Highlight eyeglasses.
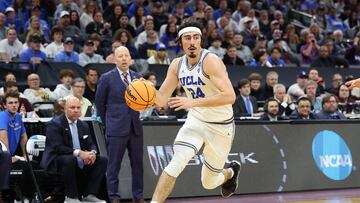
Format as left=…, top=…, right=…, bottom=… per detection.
left=74, top=85, right=85, bottom=88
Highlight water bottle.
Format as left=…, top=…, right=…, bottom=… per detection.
left=91, top=104, right=97, bottom=120
left=20, top=104, right=26, bottom=118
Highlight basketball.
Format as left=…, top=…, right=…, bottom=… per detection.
left=125, top=80, right=156, bottom=111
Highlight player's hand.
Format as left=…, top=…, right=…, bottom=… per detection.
left=345, top=78, right=360, bottom=89
left=168, top=96, right=193, bottom=111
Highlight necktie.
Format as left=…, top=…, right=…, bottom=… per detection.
left=122, top=72, right=130, bottom=86
left=245, top=97, right=253, bottom=115
left=70, top=122, right=84, bottom=169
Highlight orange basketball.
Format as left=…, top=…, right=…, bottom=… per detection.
left=125, top=80, right=156, bottom=111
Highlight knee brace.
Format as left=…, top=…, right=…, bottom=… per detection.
left=164, top=144, right=196, bottom=178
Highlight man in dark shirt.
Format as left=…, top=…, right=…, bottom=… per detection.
left=84, top=67, right=98, bottom=103
left=290, top=97, right=316, bottom=120
left=222, top=45, right=245, bottom=66
left=311, top=45, right=348, bottom=68
left=315, top=94, right=347, bottom=119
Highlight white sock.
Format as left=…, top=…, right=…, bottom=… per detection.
left=151, top=201, right=159, bottom=203
left=229, top=168, right=234, bottom=179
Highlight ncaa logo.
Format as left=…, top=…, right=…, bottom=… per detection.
left=312, top=130, right=352, bottom=181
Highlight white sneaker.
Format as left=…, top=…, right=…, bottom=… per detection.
left=64, top=196, right=82, bottom=203
left=14, top=198, right=29, bottom=203
left=81, top=195, right=106, bottom=203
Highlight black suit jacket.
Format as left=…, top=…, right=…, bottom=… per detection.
left=233, top=95, right=258, bottom=117
left=41, top=114, right=97, bottom=172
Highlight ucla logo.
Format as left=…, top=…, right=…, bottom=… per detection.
left=312, top=130, right=352, bottom=180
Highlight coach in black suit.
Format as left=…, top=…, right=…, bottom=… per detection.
left=41, top=96, right=107, bottom=203
left=233, top=79, right=258, bottom=117
left=95, top=46, right=144, bottom=203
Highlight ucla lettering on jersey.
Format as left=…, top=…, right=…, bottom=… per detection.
left=177, top=49, right=233, bottom=123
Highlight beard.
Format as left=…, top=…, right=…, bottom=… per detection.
left=188, top=52, right=197, bottom=58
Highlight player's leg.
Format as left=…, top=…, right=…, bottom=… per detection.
left=201, top=122, right=240, bottom=197
left=151, top=117, right=204, bottom=203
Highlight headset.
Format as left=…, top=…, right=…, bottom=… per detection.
left=263, top=97, right=278, bottom=113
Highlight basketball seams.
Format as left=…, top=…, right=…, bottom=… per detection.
left=125, top=92, right=148, bottom=106
left=130, top=82, right=148, bottom=103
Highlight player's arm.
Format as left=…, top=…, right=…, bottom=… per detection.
left=155, top=58, right=181, bottom=107
left=193, top=53, right=236, bottom=107
left=345, top=78, right=360, bottom=89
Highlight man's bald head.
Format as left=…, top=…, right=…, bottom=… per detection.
left=65, top=96, right=81, bottom=121
left=115, top=46, right=132, bottom=72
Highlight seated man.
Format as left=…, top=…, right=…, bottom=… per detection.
left=315, top=94, right=347, bottom=119
left=23, top=73, right=57, bottom=116
left=0, top=92, right=35, bottom=201
left=260, top=98, right=282, bottom=121
left=233, top=79, right=258, bottom=117
left=290, top=97, right=316, bottom=120
left=65, top=78, right=92, bottom=117
left=40, top=96, right=107, bottom=203
left=4, top=81, right=34, bottom=117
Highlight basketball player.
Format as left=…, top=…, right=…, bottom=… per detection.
left=150, top=18, right=241, bottom=203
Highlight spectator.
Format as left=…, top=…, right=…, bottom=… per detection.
left=0, top=26, right=22, bottom=61
left=160, top=22, right=181, bottom=57
left=273, top=84, right=295, bottom=116
left=0, top=92, right=35, bottom=201
left=80, top=0, right=96, bottom=30
left=127, top=0, right=150, bottom=19
left=309, top=23, right=323, bottom=42
left=69, top=10, right=80, bottom=29
left=249, top=49, right=271, bottom=67
left=267, top=29, right=292, bottom=56
left=129, top=5, right=146, bottom=30
left=3, top=81, right=34, bottom=115
left=304, top=80, right=322, bottom=113
left=112, top=13, right=136, bottom=38
left=213, top=0, right=227, bottom=21
left=40, top=96, right=107, bottom=203
left=18, top=34, right=47, bottom=71
left=253, top=35, right=267, bottom=54
left=204, top=5, right=214, bottom=22
left=267, top=47, right=285, bottom=67
left=53, top=69, right=74, bottom=100
left=106, top=41, right=121, bottom=63
left=345, top=37, right=360, bottom=65
left=260, top=98, right=282, bottom=121
left=113, top=29, right=138, bottom=59
left=216, top=8, right=240, bottom=33
left=232, top=33, right=253, bottom=63
left=221, top=27, right=235, bottom=49
left=57, top=11, right=83, bottom=48
left=138, top=30, right=158, bottom=59
left=239, top=16, right=253, bottom=42
left=314, top=5, right=327, bottom=30
left=315, top=94, right=347, bottom=119
left=300, top=33, right=319, bottom=64
left=104, top=0, right=122, bottom=22
left=244, top=25, right=260, bottom=50
left=287, top=71, right=308, bottom=101
left=231, top=0, right=251, bottom=25
left=159, top=14, right=178, bottom=38
left=89, top=33, right=110, bottom=60
left=326, top=6, right=348, bottom=32
left=79, top=40, right=105, bottom=67
left=135, top=16, right=155, bottom=49
left=54, top=0, right=82, bottom=21
left=4, top=7, right=22, bottom=34
left=45, top=26, right=64, bottom=59
left=84, top=67, right=98, bottom=103
left=333, top=30, right=350, bottom=55
left=64, top=78, right=92, bottom=117
left=54, top=36, right=80, bottom=64
left=24, top=5, right=50, bottom=39
left=147, top=43, right=171, bottom=65
left=260, top=71, right=279, bottom=100
left=208, top=37, right=226, bottom=59
left=337, top=84, right=356, bottom=114
left=23, top=73, right=56, bottom=114
left=222, top=45, right=245, bottom=66
left=258, top=10, right=271, bottom=37
left=86, top=11, right=112, bottom=36
left=290, top=96, right=316, bottom=120
left=283, top=24, right=299, bottom=53
left=327, top=73, right=343, bottom=95
left=248, top=73, right=262, bottom=101
left=0, top=72, right=15, bottom=96
left=233, top=79, right=258, bottom=117
left=22, top=15, right=49, bottom=44
left=308, top=68, right=325, bottom=95
left=0, top=13, right=6, bottom=40
left=311, top=45, right=349, bottom=68
left=12, top=0, right=29, bottom=35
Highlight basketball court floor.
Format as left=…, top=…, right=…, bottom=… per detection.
left=164, top=188, right=360, bottom=203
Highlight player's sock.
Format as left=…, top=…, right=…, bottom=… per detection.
left=150, top=201, right=158, bottom=203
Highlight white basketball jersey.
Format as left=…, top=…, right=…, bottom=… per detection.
left=177, top=49, right=233, bottom=123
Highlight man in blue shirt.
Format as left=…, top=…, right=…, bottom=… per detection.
left=19, top=34, right=47, bottom=71
left=0, top=92, right=35, bottom=201
left=315, top=94, right=347, bottom=120
left=54, top=37, right=80, bottom=64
